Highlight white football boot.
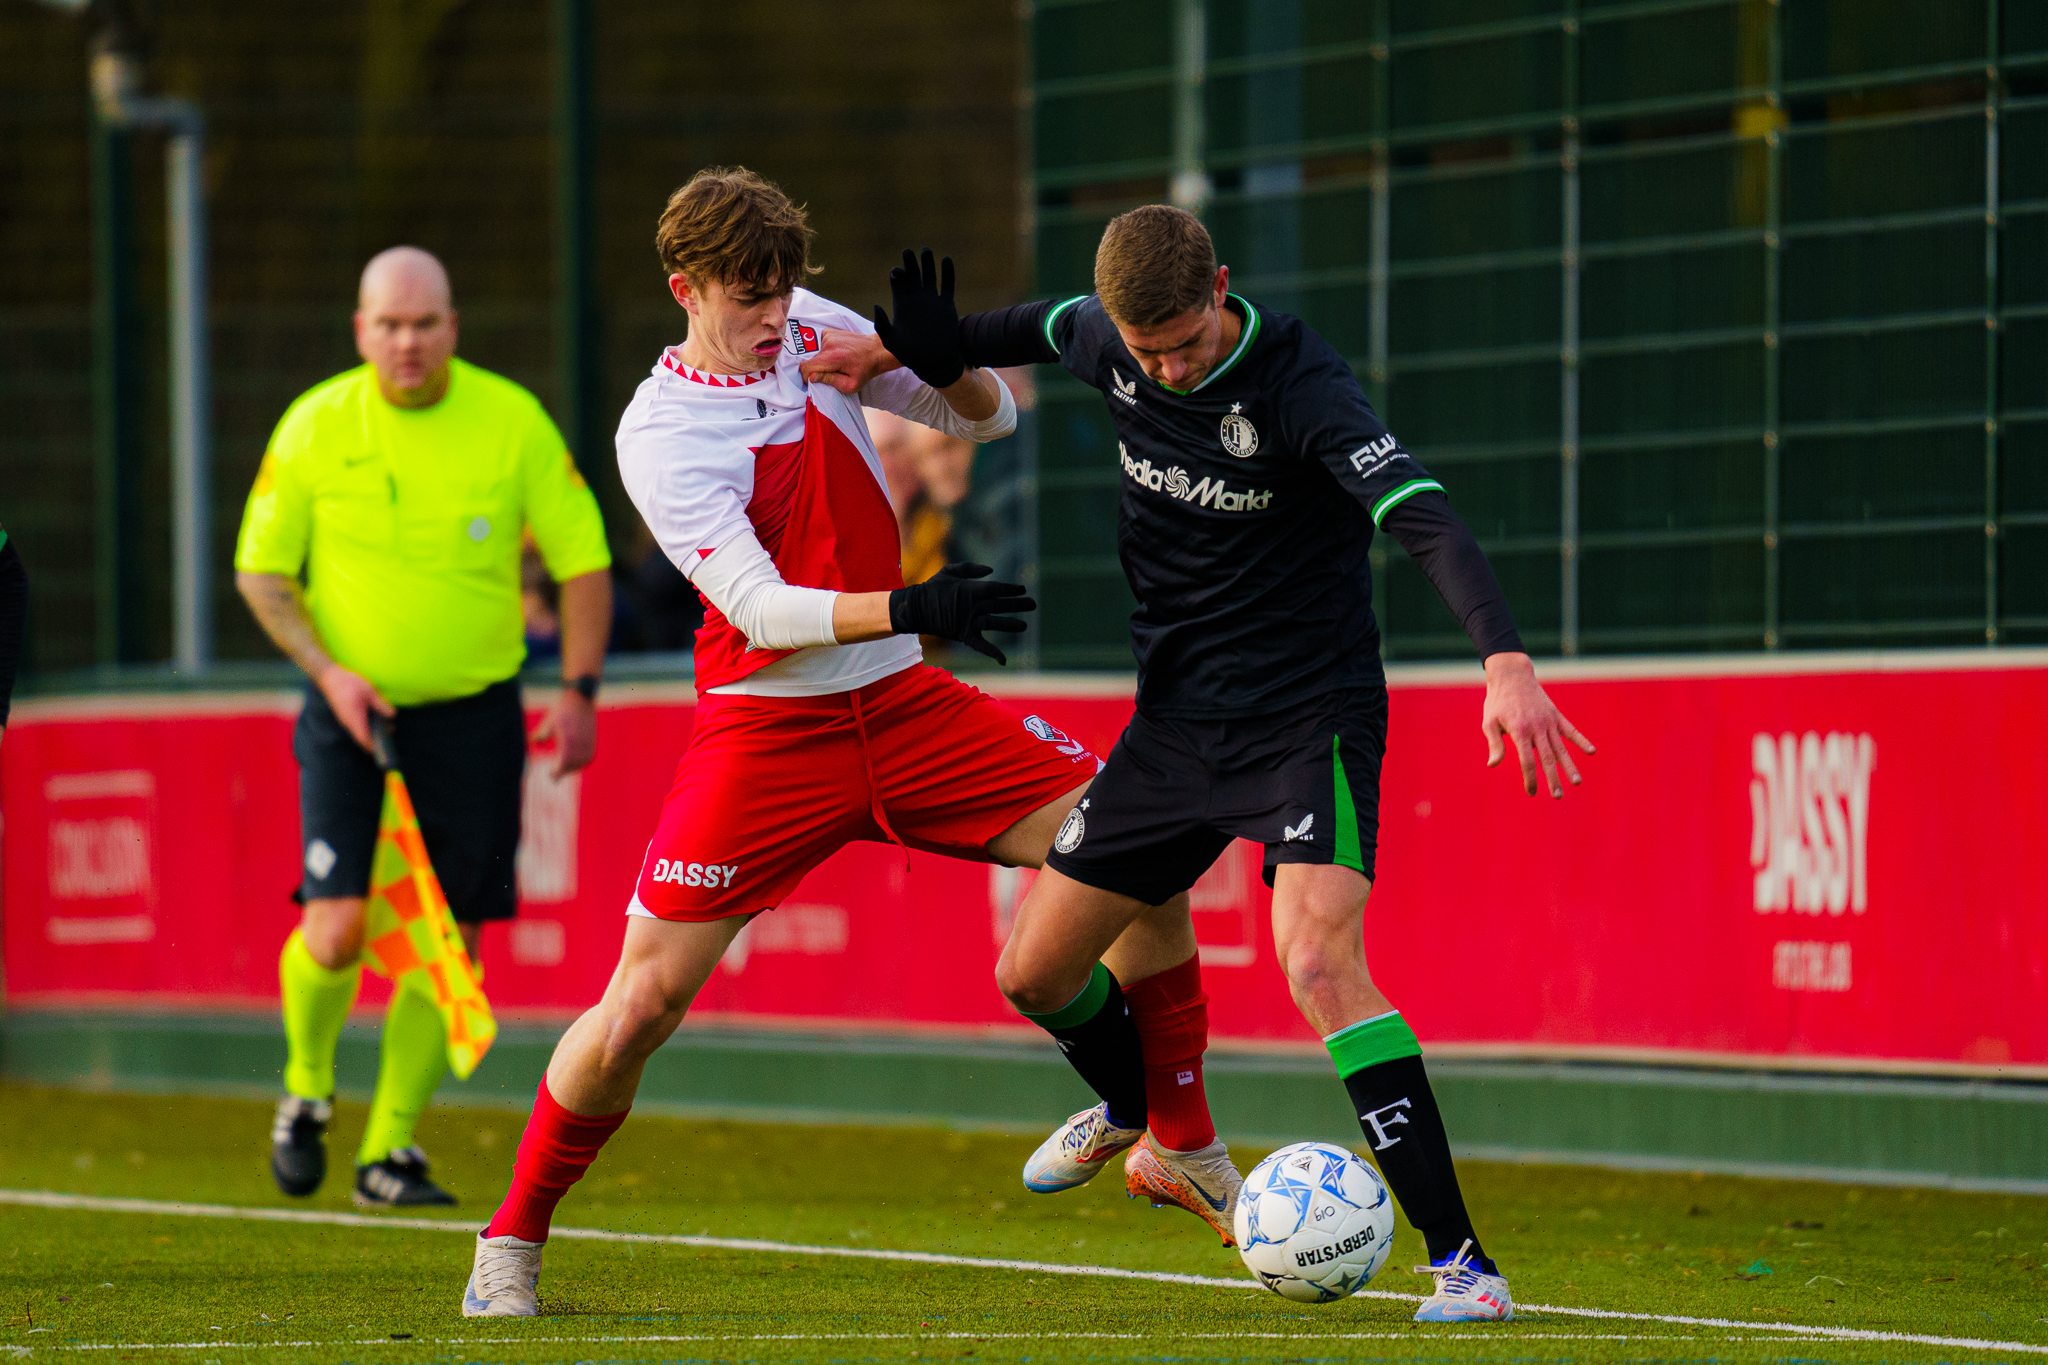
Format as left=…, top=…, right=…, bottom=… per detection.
left=1123, top=1134, right=1242, bottom=1246
left=462, top=1232, right=544, bottom=1317
left=1412, top=1240, right=1514, bottom=1322
left=1022, top=1103, right=1145, bottom=1193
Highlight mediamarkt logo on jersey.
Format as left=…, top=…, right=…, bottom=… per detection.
left=1121, top=444, right=1272, bottom=512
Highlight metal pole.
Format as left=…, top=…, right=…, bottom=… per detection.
left=1560, top=4, right=1582, bottom=657
left=1366, top=0, right=1391, bottom=647
left=167, top=127, right=211, bottom=672
left=1170, top=0, right=1209, bottom=213
left=1983, top=5, right=2003, bottom=645
left=91, top=115, right=139, bottom=667
left=1761, top=5, right=1784, bottom=651
left=552, top=0, right=602, bottom=493
left=92, top=49, right=212, bottom=672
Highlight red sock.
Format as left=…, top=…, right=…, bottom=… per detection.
left=483, top=1076, right=630, bottom=1243
left=1122, top=955, right=1216, bottom=1152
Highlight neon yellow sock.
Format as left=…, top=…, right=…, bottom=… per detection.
left=357, top=978, right=447, bottom=1166
left=279, top=928, right=362, bottom=1101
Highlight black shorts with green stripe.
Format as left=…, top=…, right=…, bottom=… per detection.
left=1044, top=686, right=1388, bottom=906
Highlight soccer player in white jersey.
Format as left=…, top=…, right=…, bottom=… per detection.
left=461, top=168, right=1211, bottom=1317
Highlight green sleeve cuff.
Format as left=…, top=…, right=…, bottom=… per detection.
left=1021, top=960, right=1111, bottom=1030
left=1324, top=1010, right=1421, bottom=1078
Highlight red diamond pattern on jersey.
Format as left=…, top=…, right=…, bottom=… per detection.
left=690, top=399, right=906, bottom=691
left=660, top=350, right=771, bottom=386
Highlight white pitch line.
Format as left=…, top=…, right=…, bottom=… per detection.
left=4, top=1188, right=2045, bottom=1356
left=36, top=1333, right=1818, bottom=1352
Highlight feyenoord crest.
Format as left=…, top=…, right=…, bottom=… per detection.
left=1054, top=799, right=1089, bottom=854
left=1220, top=402, right=1259, bottom=458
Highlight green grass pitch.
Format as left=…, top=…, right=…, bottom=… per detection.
left=0, top=1081, right=2042, bottom=1363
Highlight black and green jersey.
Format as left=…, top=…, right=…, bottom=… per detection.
left=960, top=294, right=1520, bottom=718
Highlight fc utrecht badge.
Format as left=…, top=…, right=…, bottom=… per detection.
left=784, top=319, right=821, bottom=355
left=1053, top=799, right=1088, bottom=854
left=1220, top=403, right=1259, bottom=458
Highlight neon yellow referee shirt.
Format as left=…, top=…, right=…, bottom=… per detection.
left=235, top=358, right=611, bottom=706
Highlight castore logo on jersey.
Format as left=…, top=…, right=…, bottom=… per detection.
left=1111, top=369, right=1139, bottom=406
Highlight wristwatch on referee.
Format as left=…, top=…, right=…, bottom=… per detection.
left=565, top=674, right=600, bottom=702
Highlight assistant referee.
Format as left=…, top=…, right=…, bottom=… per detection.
left=235, top=246, right=612, bottom=1208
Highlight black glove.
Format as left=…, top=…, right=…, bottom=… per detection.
left=889, top=562, right=1034, bottom=665
left=873, top=247, right=967, bottom=390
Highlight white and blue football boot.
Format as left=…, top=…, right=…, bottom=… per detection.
left=462, top=1232, right=544, bottom=1317
left=1412, top=1240, right=1514, bottom=1322
left=1022, top=1103, right=1145, bottom=1194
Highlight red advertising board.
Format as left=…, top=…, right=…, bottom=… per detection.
left=3, top=655, right=2043, bottom=1075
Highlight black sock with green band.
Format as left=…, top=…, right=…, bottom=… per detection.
left=1020, top=962, right=1148, bottom=1131
left=1326, top=1010, right=1493, bottom=1273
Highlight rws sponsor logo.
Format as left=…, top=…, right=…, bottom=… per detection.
left=1121, top=444, right=1272, bottom=513
left=1347, top=433, right=1403, bottom=478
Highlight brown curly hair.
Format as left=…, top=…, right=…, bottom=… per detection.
left=654, top=166, right=821, bottom=292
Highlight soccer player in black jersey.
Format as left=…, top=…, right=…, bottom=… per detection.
left=820, top=208, right=1593, bottom=1321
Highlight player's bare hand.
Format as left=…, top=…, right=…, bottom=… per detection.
left=534, top=690, right=598, bottom=778
left=1481, top=652, right=1594, bottom=799
left=316, top=664, right=395, bottom=754
left=801, top=329, right=897, bottom=395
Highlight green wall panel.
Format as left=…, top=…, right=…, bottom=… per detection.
left=1034, top=1, right=2031, bottom=661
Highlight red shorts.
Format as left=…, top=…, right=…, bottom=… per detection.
left=632, top=664, right=1100, bottom=921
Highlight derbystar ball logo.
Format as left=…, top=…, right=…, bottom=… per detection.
left=784, top=320, right=821, bottom=355
left=1120, top=443, right=1272, bottom=513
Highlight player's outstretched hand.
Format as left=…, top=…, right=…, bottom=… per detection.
left=1480, top=651, right=1595, bottom=798
left=800, top=328, right=898, bottom=395
left=873, top=248, right=967, bottom=390
left=889, top=562, right=1035, bottom=665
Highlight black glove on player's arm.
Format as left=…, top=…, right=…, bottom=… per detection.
left=873, top=248, right=967, bottom=390
left=888, top=562, right=1034, bottom=665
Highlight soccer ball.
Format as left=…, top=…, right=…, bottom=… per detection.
left=1234, top=1141, right=1396, bottom=1303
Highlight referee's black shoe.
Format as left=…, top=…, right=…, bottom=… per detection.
left=353, top=1146, right=459, bottom=1208
left=269, top=1095, right=333, bottom=1197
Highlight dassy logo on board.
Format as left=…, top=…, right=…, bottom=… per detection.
left=1121, top=443, right=1272, bottom=512
left=1748, top=731, right=1876, bottom=997
left=1749, top=731, right=1876, bottom=914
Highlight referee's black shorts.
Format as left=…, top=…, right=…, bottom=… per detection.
left=294, top=676, right=527, bottom=923
left=1044, top=685, right=1388, bottom=907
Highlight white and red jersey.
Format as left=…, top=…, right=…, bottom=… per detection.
left=616, top=288, right=1008, bottom=696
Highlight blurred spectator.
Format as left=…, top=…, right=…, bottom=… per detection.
left=868, top=405, right=982, bottom=661
left=520, top=536, right=562, bottom=661
left=866, top=406, right=974, bottom=587
left=903, top=423, right=975, bottom=585
left=627, top=522, right=705, bottom=652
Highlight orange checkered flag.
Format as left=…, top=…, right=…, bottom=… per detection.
left=359, top=719, right=497, bottom=1079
